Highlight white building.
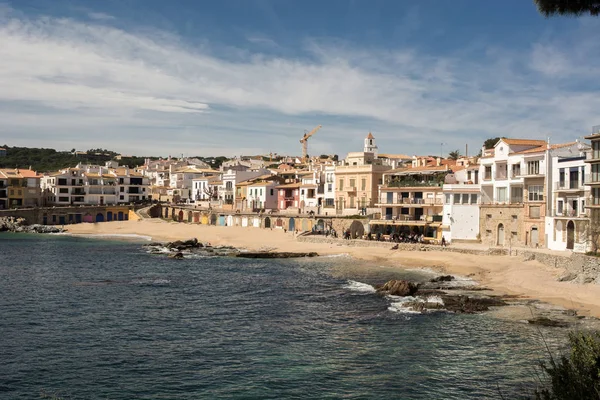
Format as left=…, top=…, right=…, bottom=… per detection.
left=545, top=150, right=590, bottom=252
left=192, top=175, right=222, bottom=202
left=323, top=165, right=336, bottom=213
left=42, top=162, right=149, bottom=205
left=442, top=166, right=481, bottom=243
left=221, top=168, right=271, bottom=206
left=246, top=179, right=280, bottom=210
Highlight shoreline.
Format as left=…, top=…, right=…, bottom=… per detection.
left=62, top=219, right=600, bottom=319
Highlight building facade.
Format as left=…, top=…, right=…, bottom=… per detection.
left=0, top=168, right=42, bottom=208
left=585, top=126, right=600, bottom=253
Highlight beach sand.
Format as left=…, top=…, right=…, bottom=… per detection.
left=66, top=219, right=600, bottom=318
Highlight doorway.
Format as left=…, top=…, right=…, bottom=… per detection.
left=566, top=221, right=575, bottom=250
left=497, top=223, right=505, bottom=246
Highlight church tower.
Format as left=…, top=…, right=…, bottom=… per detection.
left=364, top=132, right=378, bottom=156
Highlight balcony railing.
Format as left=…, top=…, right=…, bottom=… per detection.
left=585, top=174, right=600, bottom=185
left=379, top=198, right=443, bottom=205
left=551, top=209, right=589, bottom=217
left=555, top=181, right=583, bottom=190
left=386, top=181, right=442, bottom=188
left=381, top=214, right=443, bottom=222
left=345, top=186, right=357, bottom=192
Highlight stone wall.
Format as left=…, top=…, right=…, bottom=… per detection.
left=515, top=249, right=600, bottom=283
left=480, top=204, right=524, bottom=247
left=0, top=205, right=133, bottom=225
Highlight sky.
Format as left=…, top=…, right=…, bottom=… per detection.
left=1, top=0, right=600, bottom=158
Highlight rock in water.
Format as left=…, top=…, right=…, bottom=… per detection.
left=430, top=275, right=455, bottom=283
left=377, top=280, right=419, bottom=297
left=168, top=252, right=184, bottom=260
left=527, top=317, right=568, bottom=327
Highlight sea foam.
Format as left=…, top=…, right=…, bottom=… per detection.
left=343, top=280, right=376, bottom=293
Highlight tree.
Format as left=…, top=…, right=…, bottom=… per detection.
left=484, top=137, right=501, bottom=149
left=332, top=154, right=339, bottom=162
left=535, top=0, right=600, bottom=17
left=535, top=331, right=600, bottom=399
left=448, top=150, right=460, bottom=160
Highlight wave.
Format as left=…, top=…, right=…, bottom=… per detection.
left=343, top=280, right=376, bottom=293
left=320, top=253, right=352, bottom=258
left=130, top=278, right=171, bottom=286
left=387, top=294, right=445, bottom=314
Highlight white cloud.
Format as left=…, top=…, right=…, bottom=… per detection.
left=0, top=8, right=600, bottom=156
left=87, top=11, right=115, bottom=21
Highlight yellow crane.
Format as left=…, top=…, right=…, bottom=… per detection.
left=299, top=125, right=322, bottom=163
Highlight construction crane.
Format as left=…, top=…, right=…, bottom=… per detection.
left=299, top=125, right=322, bottom=163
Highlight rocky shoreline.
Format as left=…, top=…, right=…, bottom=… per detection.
left=0, top=216, right=65, bottom=234
left=143, top=238, right=319, bottom=259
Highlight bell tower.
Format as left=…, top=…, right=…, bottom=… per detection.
left=364, top=132, right=378, bottom=156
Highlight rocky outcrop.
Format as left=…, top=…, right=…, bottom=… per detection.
left=527, top=317, right=569, bottom=327
left=236, top=252, right=319, bottom=259
left=376, top=280, right=419, bottom=296
left=0, top=217, right=64, bottom=234
left=440, top=294, right=507, bottom=314
left=430, top=275, right=455, bottom=283
left=168, top=252, right=184, bottom=260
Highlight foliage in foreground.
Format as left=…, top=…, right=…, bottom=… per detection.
left=535, top=331, right=600, bottom=399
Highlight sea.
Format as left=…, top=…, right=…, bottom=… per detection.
left=0, top=233, right=564, bottom=399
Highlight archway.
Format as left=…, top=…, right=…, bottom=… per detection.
left=171, top=208, right=177, bottom=220
left=264, top=217, right=271, bottom=228
left=276, top=218, right=283, bottom=227
left=289, top=218, right=296, bottom=231
left=227, top=215, right=233, bottom=227
left=253, top=217, right=261, bottom=228
left=95, top=213, right=104, bottom=222
left=118, top=211, right=124, bottom=221
left=349, top=220, right=365, bottom=239
left=567, top=220, right=575, bottom=250
left=497, top=223, right=505, bottom=246
left=178, top=210, right=184, bottom=222
left=194, top=212, right=200, bottom=223
left=187, top=211, right=193, bottom=223
left=316, top=219, right=325, bottom=231
left=302, top=219, right=308, bottom=231
left=218, top=215, right=225, bottom=226
left=201, top=214, right=209, bottom=225
left=107, top=211, right=113, bottom=221
left=242, top=217, right=248, bottom=227
left=210, top=214, right=217, bottom=225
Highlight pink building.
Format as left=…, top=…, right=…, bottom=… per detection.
left=276, top=183, right=300, bottom=210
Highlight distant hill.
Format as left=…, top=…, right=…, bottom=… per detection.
left=0, top=146, right=148, bottom=173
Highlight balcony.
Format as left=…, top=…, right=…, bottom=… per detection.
left=585, top=174, right=600, bottom=185
left=378, top=198, right=442, bottom=206
left=386, top=181, right=442, bottom=188
left=345, top=186, right=357, bottom=192
left=555, top=181, right=583, bottom=191
left=552, top=209, right=588, bottom=218
left=379, top=214, right=443, bottom=223
left=71, top=190, right=86, bottom=195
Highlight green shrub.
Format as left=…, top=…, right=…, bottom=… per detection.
left=535, top=331, right=600, bottom=399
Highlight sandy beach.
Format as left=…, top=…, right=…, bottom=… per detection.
left=66, top=219, right=600, bottom=318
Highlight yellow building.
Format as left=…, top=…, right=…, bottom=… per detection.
left=334, top=133, right=392, bottom=215
left=0, top=168, right=42, bottom=208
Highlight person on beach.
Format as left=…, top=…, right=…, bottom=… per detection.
left=441, top=236, right=447, bottom=247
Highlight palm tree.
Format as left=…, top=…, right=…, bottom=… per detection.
left=448, top=150, right=460, bottom=160
left=534, top=0, right=600, bottom=17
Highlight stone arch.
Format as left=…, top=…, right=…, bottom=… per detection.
left=567, top=220, right=575, bottom=250
left=194, top=212, right=200, bottom=223
left=171, top=208, right=177, bottom=221
left=164, top=207, right=169, bottom=218
left=276, top=217, right=283, bottom=227
left=201, top=214, right=209, bottom=224
left=497, top=223, right=505, bottom=246
left=107, top=211, right=113, bottom=221
left=218, top=215, right=226, bottom=226
left=349, top=220, right=364, bottom=239
left=289, top=218, right=296, bottom=231
left=210, top=214, right=217, bottom=225
left=178, top=210, right=184, bottom=222
left=234, top=216, right=241, bottom=226
left=187, top=211, right=193, bottom=223
left=242, top=217, right=248, bottom=227
left=95, top=213, right=105, bottom=222
left=227, top=215, right=233, bottom=227
left=316, top=219, right=325, bottom=231
left=264, top=217, right=271, bottom=228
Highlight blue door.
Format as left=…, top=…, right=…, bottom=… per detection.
left=218, top=216, right=225, bottom=226
left=107, top=211, right=113, bottom=221
left=75, top=214, right=82, bottom=223
left=96, top=213, right=104, bottom=222
left=59, top=216, right=66, bottom=225
left=118, top=212, right=124, bottom=220
left=289, top=218, right=295, bottom=231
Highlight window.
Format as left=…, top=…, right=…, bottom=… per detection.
left=484, top=166, right=492, bottom=180
left=328, top=184, right=332, bottom=192
left=593, top=140, right=600, bottom=159
left=470, top=194, right=478, bottom=204
left=445, top=194, right=451, bottom=204
left=510, top=187, right=523, bottom=203
left=270, top=189, right=274, bottom=196
left=338, top=179, right=344, bottom=190
left=486, top=214, right=492, bottom=220
left=511, top=215, right=517, bottom=222
left=528, top=185, right=544, bottom=201
left=120, top=195, right=124, bottom=200
left=325, top=198, right=334, bottom=207
left=462, top=194, right=469, bottom=204
left=120, top=187, right=125, bottom=192
left=496, top=187, right=507, bottom=202
left=349, top=179, right=356, bottom=188
left=59, top=188, right=68, bottom=194
left=349, top=196, right=355, bottom=208
left=453, top=194, right=461, bottom=204
left=361, top=178, right=366, bottom=191
left=511, top=164, right=521, bottom=178
left=591, top=164, right=600, bottom=183
left=592, top=188, right=600, bottom=206
left=58, top=197, right=68, bottom=202
left=496, top=163, right=507, bottom=180
left=557, top=200, right=563, bottom=214
left=529, top=205, right=541, bottom=218
left=260, top=189, right=263, bottom=196
left=301, top=189, right=305, bottom=195
left=527, top=160, right=540, bottom=175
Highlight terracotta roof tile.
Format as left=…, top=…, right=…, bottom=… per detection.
left=501, top=138, right=547, bottom=146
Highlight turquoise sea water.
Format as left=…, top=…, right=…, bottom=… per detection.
left=0, top=234, right=561, bottom=399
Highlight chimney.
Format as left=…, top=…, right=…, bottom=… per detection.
left=436, top=157, right=441, bottom=167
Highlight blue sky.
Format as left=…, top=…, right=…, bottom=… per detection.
left=1, top=0, right=600, bottom=158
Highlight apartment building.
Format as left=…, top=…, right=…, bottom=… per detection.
left=42, top=162, right=149, bottom=205
left=323, top=165, right=336, bottom=213
left=335, top=134, right=392, bottom=215
left=371, top=165, right=447, bottom=240
left=246, top=179, right=280, bottom=211
left=545, top=152, right=590, bottom=252
left=0, top=168, right=42, bottom=208
left=479, top=138, right=581, bottom=248
left=584, top=126, right=600, bottom=253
